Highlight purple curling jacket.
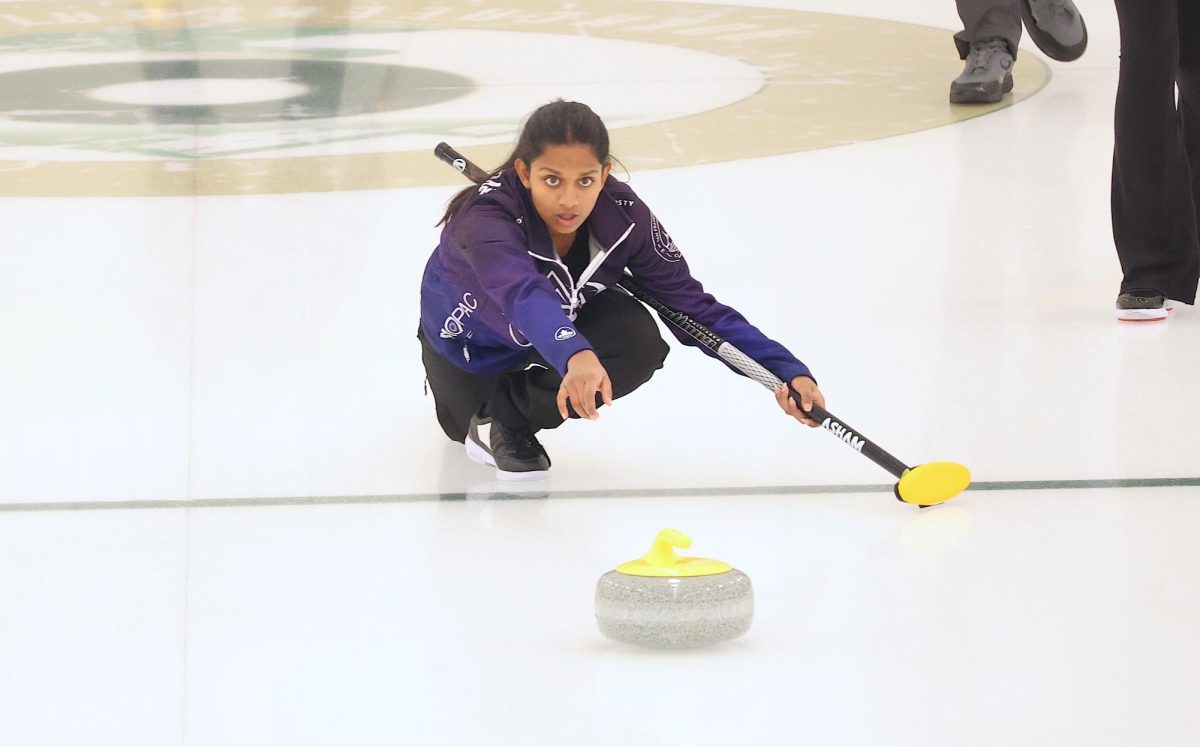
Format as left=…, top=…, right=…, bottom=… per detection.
left=419, top=168, right=813, bottom=383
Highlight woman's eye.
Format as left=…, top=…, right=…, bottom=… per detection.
left=544, top=176, right=560, bottom=186
left=579, top=177, right=594, bottom=187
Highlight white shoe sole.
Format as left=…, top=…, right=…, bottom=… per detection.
left=1115, top=307, right=1168, bottom=321
left=464, top=436, right=550, bottom=482
left=1115, top=298, right=1176, bottom=321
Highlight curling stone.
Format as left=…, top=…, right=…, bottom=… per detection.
left=595, top=528, right=753, bottom=649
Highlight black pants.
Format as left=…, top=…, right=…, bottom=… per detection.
left=419, top=289, right=669, bottom=442
left=1112, top=0, right=1200, bottom=303
left=954, top=0, right=1022, bottom=59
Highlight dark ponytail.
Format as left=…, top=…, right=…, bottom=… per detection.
left=437, top=99, right=611, bottom=226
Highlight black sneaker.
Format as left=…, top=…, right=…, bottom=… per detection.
left=1115, top=289, right=1174, bottom=322
left=950, top=39, right=1014, bottom=104
left=1019, top=0, right=1088, bottom=62
left=950, top=39, right=1017, bottom=104
left=465, top=414, right=551, bottom=481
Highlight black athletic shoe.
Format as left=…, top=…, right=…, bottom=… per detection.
left=950, top=39, right=1015, bottom=104
left=465, top=414, right=551, bottom=481
left=1115, top=289, right=1174, bottom=322
left=1019, top=0, right=1088, bottom=62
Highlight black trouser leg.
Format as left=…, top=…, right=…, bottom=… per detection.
left=1179, top=0, right=1200, bottom=263
left=418, top=327, right=500, bottom=443
left=954, top=0, right=1022, bottom=58
left=1112, top=0, right=1200, bottom=303
left=487, top=289, right=669, bottom=431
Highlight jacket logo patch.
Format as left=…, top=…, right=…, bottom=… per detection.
left=650, top=215, right=681, bottom=263
left=554, top=327, right=577, bottom=341
left=440, top=292, right=478, bottom=339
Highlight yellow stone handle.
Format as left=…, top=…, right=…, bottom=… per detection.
left=645, top=528, right=692, bottom=569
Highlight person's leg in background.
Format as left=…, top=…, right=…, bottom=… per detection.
left=954, top=0, right=1023, bottom=59
left=1178, top=0, right=1200, bottom=280
left=1112, top=0, right=1198, bottom=319
left=951, top=0, right=1021, bottom=104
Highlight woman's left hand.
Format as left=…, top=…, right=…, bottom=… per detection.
left=774, top=376, right=824, bottom=428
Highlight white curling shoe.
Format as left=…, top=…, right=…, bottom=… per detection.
left=1114, top=289, right=1177, bottom=322
left=465, top=414, right=551, bottom=481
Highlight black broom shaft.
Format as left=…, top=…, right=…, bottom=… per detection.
left=615, top=273, right=911, bottom=478
left=434, top=142, right=492, bottom=184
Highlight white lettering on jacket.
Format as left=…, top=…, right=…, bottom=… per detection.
left=821, top=417, right=865, bottom=452
left=440, top=292, right=478, bottom=339
left=650, top=214, right=681, bottom=262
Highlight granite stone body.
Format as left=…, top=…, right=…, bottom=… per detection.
left=594, top=568, right=754, bottom=648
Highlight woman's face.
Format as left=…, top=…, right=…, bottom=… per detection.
left=516, top=143, right=612, bottom=240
